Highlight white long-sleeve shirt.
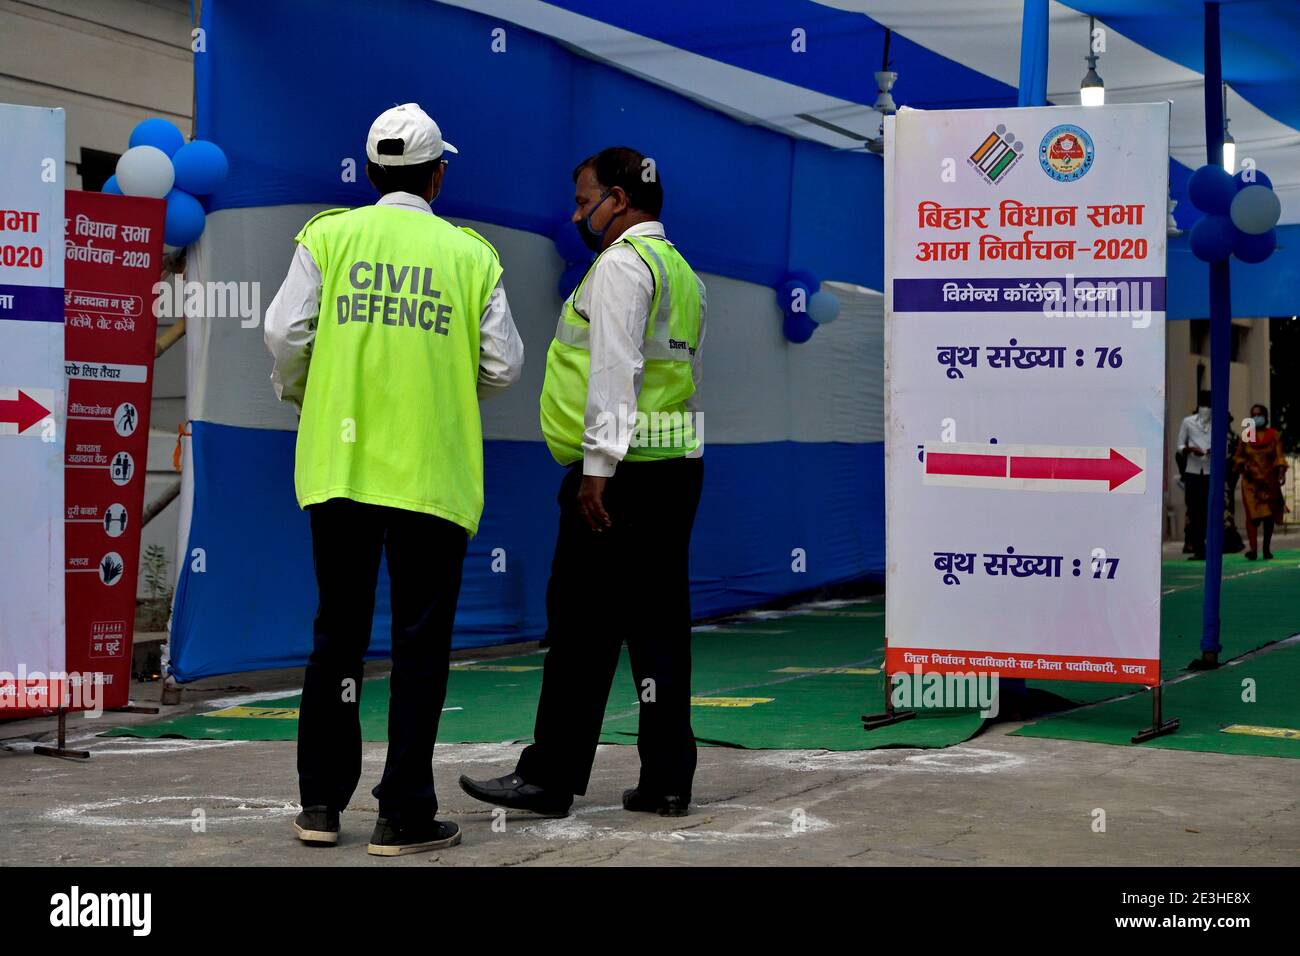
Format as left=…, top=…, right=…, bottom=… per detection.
left=264, top=191, right=524, bottom=408
left=1177, top=411, right=1213, bottom=476
left=575, top=220, right=706, bottom=477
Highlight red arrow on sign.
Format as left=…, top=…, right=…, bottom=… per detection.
left=926, top=451, right=1007, bottom=478
left=0, top=390, right=52, bottom=433
left=1009, top=448, right=1143, bottom=491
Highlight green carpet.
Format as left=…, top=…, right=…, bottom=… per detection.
left=1010, top=549, right=1300, bottom=757
left=101, top=550, right=1300, bottom=754
left=102, top=599, right=982, bottom=750
left=1012, top=640, right=1300, bottom=758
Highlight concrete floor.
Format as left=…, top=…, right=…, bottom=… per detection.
left=2, top=661, right=1296, bottom=866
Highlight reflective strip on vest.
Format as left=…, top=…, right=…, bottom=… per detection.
left=553, top=237, right=692, bottom=362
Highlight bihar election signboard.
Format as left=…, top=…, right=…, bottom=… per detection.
left=884, top=103, right=1169, bottom=687
left=0, top=104, right=65, bottom=709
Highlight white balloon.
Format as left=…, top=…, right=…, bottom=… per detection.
left=1229, top=185, right=1281, bottom=236
left=808, top=289, right=841, bottom=324
left=116, top=145, right=174, bottom=199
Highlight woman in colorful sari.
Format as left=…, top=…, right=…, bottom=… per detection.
left=1232, top=404, right=1288, bottom=560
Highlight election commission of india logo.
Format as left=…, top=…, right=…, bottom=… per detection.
left=967, top=124, right=1025, bottom=185
left=1039, top=124, right=1095, bottom=182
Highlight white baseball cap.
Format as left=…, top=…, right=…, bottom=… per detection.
left=366, top=103, right=458, bottom=166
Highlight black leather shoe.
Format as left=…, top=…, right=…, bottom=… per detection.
left=367, top=817, right=461, bottom=856
left=293, top=805, right=339, bottom=845
left=458, top=773, right=571, bottom=817
left=622, top=788, right=690, bottom=817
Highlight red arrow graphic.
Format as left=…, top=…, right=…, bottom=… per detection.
left=1009, top=448, right=1142, bottom=491
left=926, top=451, right=1007, bottom=478
left=0, top=390, right=51, bottom=433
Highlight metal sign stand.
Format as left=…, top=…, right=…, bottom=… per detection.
left=1132, top=682, right=1180, bottom=743
left=32, top=709, right=90, bottom=760
left=862, top=671, right=916, bottom=730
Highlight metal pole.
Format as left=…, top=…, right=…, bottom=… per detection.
left=1199, top=0, right=1229, bottom=663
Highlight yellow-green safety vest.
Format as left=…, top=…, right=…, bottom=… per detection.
left=540, top=234, right=702, bottom=465
left=293, top=204, right=502, bottom=535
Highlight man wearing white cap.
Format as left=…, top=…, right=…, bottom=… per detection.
left=265, top=103, right=523, bottom=856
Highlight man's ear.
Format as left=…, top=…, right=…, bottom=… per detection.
left=428, top=163, right=446, bottom=201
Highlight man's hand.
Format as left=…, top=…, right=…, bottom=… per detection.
left=577, top=475, right=612, bottom=531
left=1187, top=445, right=1205, bottom=456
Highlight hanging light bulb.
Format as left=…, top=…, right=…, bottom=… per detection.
left=873, top=70, right=898, bottom=115
left=1222, top=83, right=1235, bottom=172
left=1080, top=16, right=1104, bottom=106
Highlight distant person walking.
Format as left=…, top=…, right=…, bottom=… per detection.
left=1234, top=404, right=1288, bottom=560
left=1177, top=390, right=1213, bottom=561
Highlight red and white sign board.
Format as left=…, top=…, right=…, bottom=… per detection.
left=884, top=103, right=1169, bottom=687
left=62, top=190, right=165, bottom=711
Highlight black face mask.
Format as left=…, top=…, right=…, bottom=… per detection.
left=576, top=190, right=615, bottom=252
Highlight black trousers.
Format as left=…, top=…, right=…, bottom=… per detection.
left=298, top=497, right=468, bottom=824
left=517, top=456, right=704, bottom=798
left=1184, top=473, right=1209, bottom=557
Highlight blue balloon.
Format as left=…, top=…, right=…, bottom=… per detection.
left=1188, top=164, right=1237, bottom=215
left=783, top=311, right=816, bottom=344
left=1188, top=214, right=1235, bottom=263
left=101, top=175, right=122, bottom=195
left=777, top=278, right=812, bottom=315
left=1233, top=228, right=1277, bottom=264
left=129, top=118, right=186, bottom=157
left=163, top=188, right=206, bottom=247
left=1233, top=168, right=1273, bottom=192
left=171, top=140, right=228, bottom=195
left=808, top=289, right=841, bottom=324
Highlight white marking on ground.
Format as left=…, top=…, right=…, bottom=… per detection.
left=42, top=794, right=299, bottom=827
left=5, top=735, right=244, bottom=756
left=510, top=803, right=833, bottom=843
left=745, top=747, right=1026, bottom=775
left=432, top=742, right=525, bottom=763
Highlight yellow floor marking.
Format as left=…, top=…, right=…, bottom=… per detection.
left=202, top=706, right=299, bottom=719
left=1221, top=724, right=1300, bottom=740
left=691, top=697, right=774, bottom=708
left=772, top=666, right=881, bottom=675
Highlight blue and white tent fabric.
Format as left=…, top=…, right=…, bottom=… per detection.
left=169, top=0, right=1298, bottom=680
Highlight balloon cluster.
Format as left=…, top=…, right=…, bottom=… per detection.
left=104, top=118, right=229, bottom=249
left=776, top=270, right=839, bottom=343
left=1187, top=164, right=1281, bottom=264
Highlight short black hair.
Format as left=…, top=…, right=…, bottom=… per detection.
left=573, top=146, right=663, bottom=218
left=1197, top=390, right=1212, bottom=406
left=366, top=160, right=439, bottom=197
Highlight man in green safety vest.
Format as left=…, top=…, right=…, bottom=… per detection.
left=264, top=103, right=524, bottom=855
left=461, top=146, right=706, bottom=818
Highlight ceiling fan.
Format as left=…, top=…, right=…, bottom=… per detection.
left=796, top=28, right=896, bottom=155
